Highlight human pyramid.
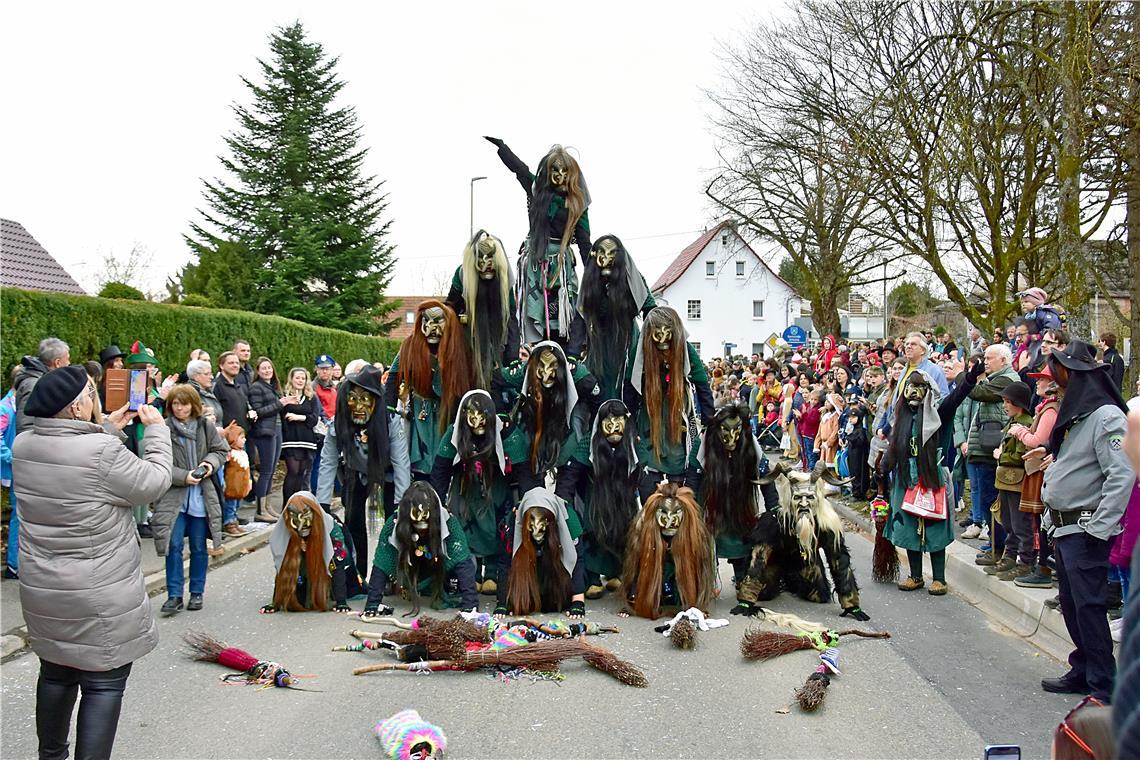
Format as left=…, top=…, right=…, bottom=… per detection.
left=262, top=137, right=874, bottom=629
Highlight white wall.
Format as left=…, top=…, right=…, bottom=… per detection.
left=654, top=231, right=800, bottom=361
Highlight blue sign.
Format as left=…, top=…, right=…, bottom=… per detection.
left=782, top=325, right=807, bottom=348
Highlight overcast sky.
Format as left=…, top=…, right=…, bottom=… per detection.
left=2, top=0, right=787, bottom=301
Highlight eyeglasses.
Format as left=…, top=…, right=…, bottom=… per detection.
left=1056, top=695, right=1105, bottom=756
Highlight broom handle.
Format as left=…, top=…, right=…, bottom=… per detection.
left=352, top=659, right=454, bottom=676
left=350, top=629, right=395, bottom=640
left=354, top=616, right=414, bottom=629
left=836, top=629, right=892, bottom=639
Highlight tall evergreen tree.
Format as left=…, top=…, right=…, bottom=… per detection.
left=182, top=21, right=397, bottom=334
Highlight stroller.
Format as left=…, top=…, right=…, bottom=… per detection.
left=757, top=416, right=783, bottom=451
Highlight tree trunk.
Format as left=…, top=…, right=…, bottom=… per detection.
left=811, top=292, right=842, bottom=339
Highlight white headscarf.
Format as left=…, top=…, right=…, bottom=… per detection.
left=511, top=486, right=577, bottom=575
left=268, top=491, right=335, bottom=575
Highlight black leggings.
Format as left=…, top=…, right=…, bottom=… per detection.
left=37, top=659, right=132, bottom=760
left=249, top=434, right=279, bottom=498
left=282, top=453, right=313, bottom=506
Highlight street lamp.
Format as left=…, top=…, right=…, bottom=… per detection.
left=469, top=176, right=487, bottom=238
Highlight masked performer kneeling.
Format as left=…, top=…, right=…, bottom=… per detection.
left=698, top=402, right=776, bottom=590
left=363, top=482, right=477, bottom=618
left=579, top=399, right=640, bottom=599
left=429, top=390, right=511, bottom=596
left=260, top=491, right=361, bottom=613
left=629, top=307, right=714, bottom=503
left=497, top=486, right=586, bottom=619
left=621, top=481, right=716, bottom=619
left=445, top=230, right=520, bottom=391
left=731, top=465, right=870, bottom=620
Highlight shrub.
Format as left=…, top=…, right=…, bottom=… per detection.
left=1, top=288, right=400, bottom=386
left=180, top=294, right=215, bottom=308
left=98, top=282, right=147, bottom=300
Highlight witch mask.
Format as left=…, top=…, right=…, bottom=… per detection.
left=464, top=405, right=488, bottom=436
left=720, top=416, right=742, bottom=452
left=651, top=323, right=673, bottom=353
left=421, top=306, right=446, bottom=345
left=592, top=238, right=618, bottom=278
left=285, top=500, right=315, bottom=539
left=602, top=413, right=626, bottom=445
left=903, top=376, right=929, bottom=409
left=346, top=387, right=376, bottom=425
left=655, top=494, right=684, bottom=537
left=527, top=508, right=551, bottom=545
left=537, top=349, right=559, bottom=389
left=475, top=236, right=497, bottom=280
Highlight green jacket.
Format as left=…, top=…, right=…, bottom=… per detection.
left=371, top=513, right=471, bottom=579
left=635, top=342, right=706, bottom=475
left=966, top=364, right=1018, bottom=462
left=997, top=410, right=1034, bottom=469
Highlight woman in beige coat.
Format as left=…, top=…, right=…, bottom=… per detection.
left=14, top=365, right=171, bottom=760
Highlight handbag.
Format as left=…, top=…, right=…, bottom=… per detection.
left=995, top=464, right=1025, bottom=487
left=975, top=419, right=1004, bottom=451
left=1019, top=470, right=1045, bottom=514
left=901, top=484, right=948, bottom=521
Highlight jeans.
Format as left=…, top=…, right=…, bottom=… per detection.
left=37, top=659, right=132, bottom=760
left=967, top=462, right=997, bottom=527
left=309, top=436, right=323, bottom=493
left=166, top=512, right=208, bottom=598
left=6, top=488, right=17, bottom=571
left=801, top=436, right=818, bottom=471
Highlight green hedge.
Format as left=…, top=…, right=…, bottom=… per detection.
left=1, top=288, right=401, bottom=386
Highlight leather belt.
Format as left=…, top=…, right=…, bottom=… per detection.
left=1050, top=508, right=1093, bottom=528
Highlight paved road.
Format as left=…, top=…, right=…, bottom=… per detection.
left=1, top=523, right=1075, bottom=759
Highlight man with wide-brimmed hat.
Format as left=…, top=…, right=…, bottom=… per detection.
left=1032, top=339, right=1130, bottom=703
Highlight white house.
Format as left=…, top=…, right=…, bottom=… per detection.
left=651, top=221, right=802, bottom=361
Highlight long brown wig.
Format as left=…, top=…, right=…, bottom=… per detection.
left=521, top=347, right=570, bottom=472
left=272, top=498, right=331, bottom=612
left=397, top=300, right=472, bottom=434
left=642, top=307, right=688, bottom=460
left=621, top=482, right=714, bottom=619
left=507, top=506, right=573, bottom=615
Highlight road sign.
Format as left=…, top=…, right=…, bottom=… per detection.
left=765, top=333, right=781, bottom=350
left=782, top=325, right=807, bottom=348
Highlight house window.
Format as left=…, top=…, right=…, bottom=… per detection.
left=687, top=299, right=702, bottom=319
left=736, top=261, right=745, bottom=277
left=405, top=311, right=415, bottom=323
left=752, top=343, right=764, bottom=356
left=705, top=261, right=715, bottom=277
left=752, top=300, right=764, bottom=319
left=692, top=342, right=701, bottom=355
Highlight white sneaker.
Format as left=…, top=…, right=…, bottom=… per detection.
left=961, top=524, right=982, bottom=539
left=979, top=525, right=991, bottom=541
left=957, top=498, right=967, bottom=514
left=1110, top=617, right=1124, bottom=643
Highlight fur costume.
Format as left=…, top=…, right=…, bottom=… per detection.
left=629, top=307, right=715, bottom=501
left=262, top=491, right=358, bottom=613
left=733, top=464, right=868, bottom=619
left=365, top=482, right=477, bottom=616
left=386, top=300, right=473, bottom=476
left=374, top=709, right=446, bottom=760
left=576, top=234, right=656, bottom=400
left=445, top=229, right=519, bottom=390
left=621, top=482, right=716, bottom=619
left=499, top=341, right=599, bottom=497
left=221, top=421, right=252, bottom=499
left=501, top=487, right=584, bottom=616
left=429, top=389, right=510, bottom=561
left=484, top=136, right=590, bottom=352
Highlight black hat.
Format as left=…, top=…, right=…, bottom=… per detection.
left=345, top=364, right=384, bottom=398
left=1048, top=339, right=1099, bottom=372
left=98, top=344, right=125, bottom=365
left=24, top=365, right=90, bottom=418
left=998, top=381, right=1032, bottom=411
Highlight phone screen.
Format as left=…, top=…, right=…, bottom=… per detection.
left=983, top=745, right=1020, bottom=760
left=128, top=369, right=148, bottom=411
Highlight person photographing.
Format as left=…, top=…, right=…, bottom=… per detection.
left=13, top=365, right=172, bottom=760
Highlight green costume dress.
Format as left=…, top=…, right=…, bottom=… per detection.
left=635, top=342, right=708, bottom=476
left=385, top=351, right=445, bottom=477
left=434, top=423, right=511, bottom=558
left=370, top=512, right=472, bottom=609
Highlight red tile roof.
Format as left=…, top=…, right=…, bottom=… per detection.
left=651, top=221, right=796, bottom=295
left=383, top=296, right=435, bottom=341
left=1, top=219, right=86, bottom=295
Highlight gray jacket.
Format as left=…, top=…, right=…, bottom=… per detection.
left=1041, top=405, right=1132, bottom=541
left=13, top=418, right=172, bottom=671
left=13, top=356, right=48, bottom=435
left=190, top=380, right=224, bottom=426
left=152, top=416, right=229, bottom=554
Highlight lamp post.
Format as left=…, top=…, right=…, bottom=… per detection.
left=469, top=176, right=487, bottom=238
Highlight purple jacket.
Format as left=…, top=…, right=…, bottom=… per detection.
left=1111, top=480, right=1140, bottom=567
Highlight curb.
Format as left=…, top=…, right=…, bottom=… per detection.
left=832, top=500, right=1072, bottom=663
left=1, top=525, right=274, bottom=663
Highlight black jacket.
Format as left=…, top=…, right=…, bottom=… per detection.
left=247, top=378, right=282, bottom=439
left=1104, top=348, right=1125, bottom=394
left=213, top=373, right=250, bottom=431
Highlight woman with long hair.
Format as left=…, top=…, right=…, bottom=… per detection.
left=153, top=384, right=229, bottom=614
left=247, top=356, right=283, bottom=522
left=279, top=368, right=318, bottom=506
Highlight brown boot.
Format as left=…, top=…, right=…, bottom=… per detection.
left=223, top=523, right=247, bottom=537
left=928, top=580, right=949, bottom=596
left=897, top=577, right=925, bottom=591
left=985, top=556, right=1016, bottom=575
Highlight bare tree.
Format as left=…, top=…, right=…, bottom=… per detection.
left=706, top=7, right=893, bottom=337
